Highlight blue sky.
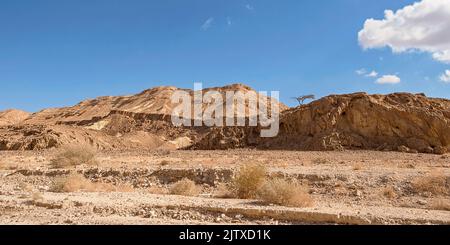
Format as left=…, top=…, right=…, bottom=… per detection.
left=0, top=0, right=449, bottom=112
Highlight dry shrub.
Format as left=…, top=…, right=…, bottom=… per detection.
left=0, top=162, right=18, bottom=170
left=398, top=162, right=416, bottom=169
left=170, top=178, right=200, bottom=196
left=31, top=192, right=44, bottom=202
left=431, top=199, right=450, bottom=211
left=213, top=183, right=234, bottom=199
left=154, top=149, right=171, bottom=156
left=382, top=186, right=397, bottom=199
left=352, top=163, right=363, bottom=171
left=411, top=171, right=449, bottom=196
left=312, top=158, right=329, bottom=165
left=51, top=174, right=133, bottom=193
left=231, top=164, right=267, bottom=199
left=50, top=145, right=98, bottom=168
left=148, top=186, right=168, bottom=195
left=257, top=178, right=313, bottom=207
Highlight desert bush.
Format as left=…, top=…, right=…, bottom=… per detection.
left=170, top=178, right=200, bottom=196
left=154, top=149, right=171, bottom=156
left=311, top=158, right=329, bottom=165
left=257, top=178, right=313, bottom=207
left=231, top=164, right=267, bottom=199
left=19, top=182, right=33, bottom=192
left=31, top=192, right=44, bottom=202
left=431, top=199, right=450, bottom=211
left=148, top=186, right=169, bottom=195
left=51, top=174, right=133, bottom=193
left=411, top=171, right=449, bottom=196
left=352, top=163, right=363, bottom=171
left=50, top=145, right=98, bottom=168
left=213, top=183, right=234, bottom=199
left=0, top=162, right=18, bottom=170
left=381, top=186, right=397, bottom=199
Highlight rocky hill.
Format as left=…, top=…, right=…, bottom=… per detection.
left=0, top=109, right=30, bottom=126
left=193, top=92, right=450, bottom=154
left=0, top=84, right=286, bottom=150
left=1, top=85, right=449, bottom=154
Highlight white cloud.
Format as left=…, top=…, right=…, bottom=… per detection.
left=366, top=71, right=378, bottom=77
left=358, top=0, right=450, bottom=63
left=356, top=68, right=367, bottom=75
left=227, top=17, right=232, bottom=26
left=440, top=70, right=450, bottom=83
left=356, top=68, right=378, bottom=78
left=201, top=17, right=214, bottom=30
left=245, top=4, right=254, bottom=11
left=376, top=75, right=401, bottom=84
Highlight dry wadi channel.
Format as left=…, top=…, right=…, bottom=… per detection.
left=0, top=149, right=449, bottom=225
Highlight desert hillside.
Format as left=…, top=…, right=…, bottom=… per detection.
left=269, top=92, right=450, bottom=154
left=1, top=85, right=450, bottom=154
left=0, top=109, right=30, bottom=126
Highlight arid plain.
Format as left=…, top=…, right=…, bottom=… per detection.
left=1, top=84, right=449, bottom=224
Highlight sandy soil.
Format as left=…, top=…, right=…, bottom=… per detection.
left=0, top=149, right=449, bottom=225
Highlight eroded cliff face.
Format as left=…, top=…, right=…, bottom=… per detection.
left=193, top=92, right=450, bottom=154
left=268, top=92, right=450, bottom=154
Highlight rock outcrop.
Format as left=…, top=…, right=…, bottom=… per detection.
left=273, top=92, right=450, bottom=154
left=194, top=92, right=450, bottom=154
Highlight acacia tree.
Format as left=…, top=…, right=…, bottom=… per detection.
left=292, top=95, right=315, bottom=105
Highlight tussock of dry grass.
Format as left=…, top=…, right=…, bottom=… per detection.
left=381, top=186, right=397, bottom=199
left=312, top=158, right=329, bottom=165
left=51, top=174, right=133, bottom=193
left=148, top=186, right=168, bottom=195
left=431, top=199, right=450, bottom=211
left=50, top=145, right=98, bottom=168
left=231, top=164, right=267, bottom=199
left=258, top=178, right=313, bottom=208
left=352, top=163, right=363, bottom=171
left=31, top=192, right=44, bottom=202
left=19, top=182, right=33, bottom=192
left=170, top=178, right=200, bottom=196
left=411, top=170, right=449, bottom=196
left=0, top=162, right=18, bottom=170
left=213, top=183, right=234, bottom=199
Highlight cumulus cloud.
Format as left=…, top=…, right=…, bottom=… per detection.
left=376, top=75, right=401, bottom=84
left=358, top=0, right=450, bottom=63
left=201, top=17, right=214, bottom=30
left=440, top=70, right=450, bottom=83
